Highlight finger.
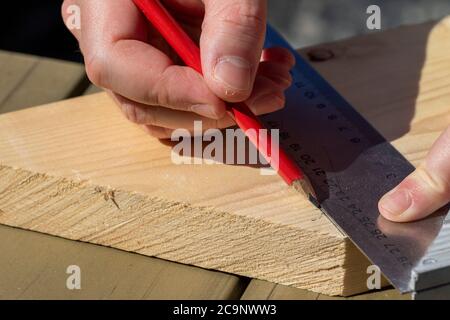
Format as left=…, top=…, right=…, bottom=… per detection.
left=70, top=0, right=226, bottom=119
left=112, top=93, right=234, bottom=130
left=99, top=40, right=226, bottom=118
left=244, top=56, right=294, bottom=115
left=379, top=126, right=450, bottom=222
left=115, top=70, right=290, bottom=131
left=257, top=47, right=295, bottom=89
left=245, top=75, right=288, bottom=115
left=261, top=46, right=296, bottom=67
left=141, top=125, right=173, bottom=139
left=201, top=0, right=267, bottom=102
left=256, top=61, right=293, bottom=89
left=141, top=124, right=227, bottom=140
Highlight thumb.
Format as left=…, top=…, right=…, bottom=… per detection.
left=200, top=0, right=267, bottom=102
left=379, top=126, right=450, bottom=222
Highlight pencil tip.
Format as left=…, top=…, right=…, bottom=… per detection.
left=291, top=178, right=320, bottom=208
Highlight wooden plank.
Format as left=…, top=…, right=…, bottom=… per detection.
left=79, top=85, right=248, bottom=300
left=0, top=54, right=245, bottom=299
left=240, top=17, right=450, bottom=299
left=0, top=96, right=367, bottom=296
left=80, top=84, right=248, bottom=301
left=0, top=18, right=449, bottom=297
left=0, top=50, right=87, bottom=113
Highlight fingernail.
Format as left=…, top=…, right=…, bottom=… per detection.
left=213, top=56, right=252, bottom=91
left=251, top=93, right=285, bottom=114
left=379, top=188, right=412, bottom=216
left=191, top=104, right=219, bottom=119
left=275, top=74, right=293, bottom=88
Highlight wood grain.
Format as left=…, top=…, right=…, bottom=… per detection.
left=1, top=18, right=449, bottom=296
left=0, top=56, right=245, bottom=300
left=243, top=17, right=450, bottom=299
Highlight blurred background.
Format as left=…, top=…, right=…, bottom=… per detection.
left=1, top=0, right=450, bottom=62
left=269, top=0, right=450, bottom=47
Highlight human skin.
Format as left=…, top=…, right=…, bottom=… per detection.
left=62, top=0, right=295, bottom=138
left=62, top=0, right=449, bottom=223
left=378, top=125, right=450, bottom=222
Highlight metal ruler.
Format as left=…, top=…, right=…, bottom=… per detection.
left=263, top=25, right=450, bottom=299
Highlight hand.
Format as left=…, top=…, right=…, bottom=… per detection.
left=62, top=0, right=294, bottom=138
left=379, top=125, right=450, bottom=222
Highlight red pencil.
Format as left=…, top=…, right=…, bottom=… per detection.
left=132, top=0, right=317, bottom=201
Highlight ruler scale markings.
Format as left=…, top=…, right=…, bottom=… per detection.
left=263, top=25, right=450, bottom=295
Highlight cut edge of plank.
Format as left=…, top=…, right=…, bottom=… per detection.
left=0, top=164, right=370, bottom=296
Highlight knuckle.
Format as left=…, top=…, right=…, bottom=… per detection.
left=145, top=126, right=160, bottom=138
left=152, top=68, right=175, bottom=108
left=152, top=66, right=194, bottom=110
left=272, top=95, right=286, bottom=111
left=272, top=73, right=292, bottom=90
left=284, top=70, right=293, bottom=84
left=216, top=3, right=265, bottom=42
left=259, top=65, right=292, bottom=88
left=122, top=103, right=137, bottom=123
left=122, top=103, right=151, bottom=125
